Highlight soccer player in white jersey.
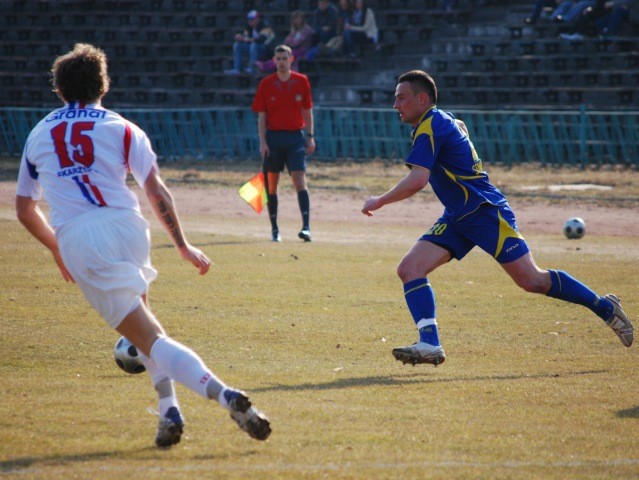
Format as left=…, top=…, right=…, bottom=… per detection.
left=15, top=44, right=271, bottom=447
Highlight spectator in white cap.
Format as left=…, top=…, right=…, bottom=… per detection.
left=225, top=10, right=276, bottom=75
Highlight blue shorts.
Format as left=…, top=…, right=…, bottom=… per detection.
left=265, top=130, right=306, bottom=173
left=420, top=203, right=530, bottom=264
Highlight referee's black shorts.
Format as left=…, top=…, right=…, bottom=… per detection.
left=265, top=130, right=306, bottom=173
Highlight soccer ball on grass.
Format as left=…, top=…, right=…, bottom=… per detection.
left=563, top=217, right=586, bottom=239
left=113, top=336, right=146, bottom=374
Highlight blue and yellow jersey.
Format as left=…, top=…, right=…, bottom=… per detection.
left=406, top=106, right=508, bottom=220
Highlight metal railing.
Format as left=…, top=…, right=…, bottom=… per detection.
left=1, top=106, right=638, bottom=166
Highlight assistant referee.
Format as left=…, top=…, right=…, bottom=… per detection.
left=251, top=44, right=315, bottom=242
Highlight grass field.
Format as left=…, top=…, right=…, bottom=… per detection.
left=1, top=161, right=638, bottom=479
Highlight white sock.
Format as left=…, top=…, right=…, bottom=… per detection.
left=157, top=379, right=178, bottom=416
left=139, top=352, right=180, bottom=417
left=150, top=336, right=226, bottom=400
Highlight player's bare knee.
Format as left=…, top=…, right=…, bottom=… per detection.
left=516, top=276, right=548, bottom=294
left=397, top=261, right=417, bottom=283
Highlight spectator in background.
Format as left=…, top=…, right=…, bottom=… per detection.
left=337, top=0, right=353, bottom=27
left=525, top=0, right=563, bottom=23
left=257, top=11, right=315, bottom=72
left=550, top=0, right=596, bottom=23
left=596, top=0, right=635, bottom=37
left=559, top=0, right=631, bottom=40
left=305, top=0, right=351, bottom=61
left=224, top=10, right=276, bottom=75
left=343, top=0, right=379, bottom=58
left=311, top=0, right=339, bottom=46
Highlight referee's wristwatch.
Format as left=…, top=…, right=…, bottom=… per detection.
left=306, top=133, right=314, bottom=138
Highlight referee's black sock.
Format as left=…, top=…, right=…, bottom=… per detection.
left=297, top=189, right=310, bottom=230
left=267, top=194, right=279, bottom=232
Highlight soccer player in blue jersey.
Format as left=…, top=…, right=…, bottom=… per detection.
left=361, top=70, right=634, bottom=366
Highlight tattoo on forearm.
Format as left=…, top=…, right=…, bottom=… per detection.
left=157, top=200, right=185, bottom=248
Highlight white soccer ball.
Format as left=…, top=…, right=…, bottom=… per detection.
left=563, top=217, right=586, bottom=239
left=113, top=336, right=146, bottom=374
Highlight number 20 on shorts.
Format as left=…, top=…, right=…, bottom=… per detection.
left=426, top=222, right=448, bottom=236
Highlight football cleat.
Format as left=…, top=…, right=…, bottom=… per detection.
left=298, top=229, right=312, bottom=242
left=155, top=406, right=184, bottom=448
left=223, top=389, right=271, bottom=441
left=603, top=294, right=634, bottom=347
left=392, top=341, right=446, bottom=367
left=271, top=230, right=281, bottom=242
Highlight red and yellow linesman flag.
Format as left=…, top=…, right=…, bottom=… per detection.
left=238, top=172, right=268, bottom=214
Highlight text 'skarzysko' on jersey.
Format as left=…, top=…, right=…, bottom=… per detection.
left=16, top=102, right=158, bottom=229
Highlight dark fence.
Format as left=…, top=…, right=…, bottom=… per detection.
left=2, top=106, right=638, bottom=166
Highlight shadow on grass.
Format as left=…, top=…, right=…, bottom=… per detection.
left=617, top=406, right=639, bottom=419
left=1, top=447, right=259, bottom=474
left=0, top=448, right=151, bottom=473
left=254, top=369, right=609, bottom=393
left=152, top=240, right=263, bottom=249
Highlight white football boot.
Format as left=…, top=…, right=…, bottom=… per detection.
left=603, top=294, right=634, bottom=347
left=392, top=341, right=446, bottom=366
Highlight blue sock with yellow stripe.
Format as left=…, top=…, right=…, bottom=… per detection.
left=404, top=278, right=441, bottom=346
left=546, top=270, right=613, bottom=320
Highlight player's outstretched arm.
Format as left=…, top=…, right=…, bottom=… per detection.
left=361, top=165, right=430, bottom=217
left=143, top=168, right=211, bottom=275
left=15, top=195, right=74, bottom=282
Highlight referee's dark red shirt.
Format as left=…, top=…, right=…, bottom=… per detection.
left=252, top=71, right=313, bottom=131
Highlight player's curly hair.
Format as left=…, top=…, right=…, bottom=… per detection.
left=397, top=70, right=438, bottom=104
left=51, top=43, right=110, bottom=103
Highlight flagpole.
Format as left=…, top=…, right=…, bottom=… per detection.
left=262, top=154, right=270, bottom=203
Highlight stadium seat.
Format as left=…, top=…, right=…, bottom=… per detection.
left=358, top=89, right=373, bottom=104
left=585, top=72, right=599, bottom=86
left=496, top=91, right=510, bottom=103
left=544, top=90, right=558, bottom=102
left=574, top=56, right=589, bottom=69
left=1, top=0, right=636, bottom=110
left=470, top=44, right=485, bottom=56
left=618, top=90, right=634, bottom=103
left=552, top=57, right=567, bottom=71
left=544, top=41, right=559, bottom=54
left=568, top=89, right=583, bottom=103
left=532, top=74, right=549, bottom=87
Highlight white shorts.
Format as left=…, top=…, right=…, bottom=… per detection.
left=57, top=207, right=158, bottom=328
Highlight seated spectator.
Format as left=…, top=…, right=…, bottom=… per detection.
left=311, top=0, right=339, bottom=46
left=596, top=0, right=635, bottom=37
left=305, top=0, right=352, bottom=61
left=256, top=11, right=315, bottom=72
left=550, top=0, right=596, bottom=23
left=558, top=0, right=620, bottom=40
left=337, top=0, right=353, bottom=27
left=224, top=10, right=276, bottom=75
left=525, top=0, right=564, bottom=24
left=343, top=0, right=379, bottom=58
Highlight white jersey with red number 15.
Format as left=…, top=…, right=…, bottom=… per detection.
left=16, top=102, right=158, bottom=230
